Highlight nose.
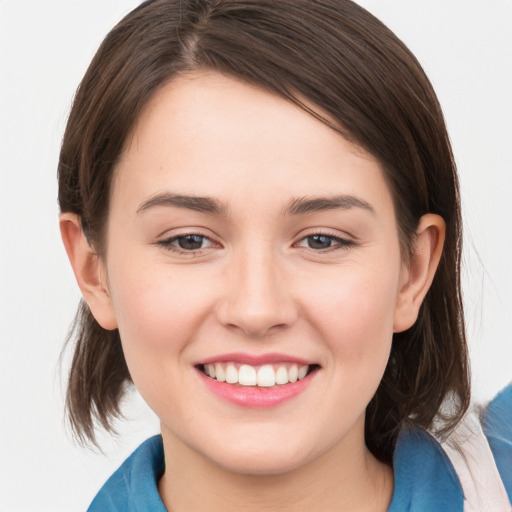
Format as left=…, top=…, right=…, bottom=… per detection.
left=215, top=246, right=298, bottom=337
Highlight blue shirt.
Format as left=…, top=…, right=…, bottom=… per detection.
left=88, top=385, right=512, bottom=511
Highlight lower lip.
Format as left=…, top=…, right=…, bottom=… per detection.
left=197, top=369, right=316, bottom=408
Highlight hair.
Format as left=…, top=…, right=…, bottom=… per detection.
left=58, top=0, right=470, bottom=461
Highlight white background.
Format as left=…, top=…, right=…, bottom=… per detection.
left=0, top=1, right=511, bottom=510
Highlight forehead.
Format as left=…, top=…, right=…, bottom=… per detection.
left=114, top=71, right=392, bottom=214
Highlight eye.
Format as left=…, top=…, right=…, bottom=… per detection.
left=297, top=234, right=354, bottom=251
left=158, top=234, right=214, bottom=252
left=175, top=234, right=208, bottom=250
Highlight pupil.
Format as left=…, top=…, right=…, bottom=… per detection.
left=178, top=235, right=203, bottom=250
left=308, top=235, right=332, bottom=249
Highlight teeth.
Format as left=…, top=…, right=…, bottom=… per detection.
left=203, top=362, right=311, bottom=387
left=205, top=364, right=216, bottom=378
left=288, top=364, right=298, bottom=383
left=239, top=364, right=257, bottom=386
left=257, top=365, right=275, bottom=387
left=215, top=363, right=225, bottom=382
left=225, top=363, right=238, bottom=384
left=275, top=366, right=288, bottom=385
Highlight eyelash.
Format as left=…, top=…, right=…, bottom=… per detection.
left=296, top=233, right=355, bottom=252
left=157, top=233, right=215, bottom=255
left=156, top=231, right=355, bottom=255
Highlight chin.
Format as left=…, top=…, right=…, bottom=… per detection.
left=214, top=447, right=312, bottom=477
left=198, top=429, right=323, bottom=477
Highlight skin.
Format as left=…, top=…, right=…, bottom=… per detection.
left=61, top=71, right=445, bottom=511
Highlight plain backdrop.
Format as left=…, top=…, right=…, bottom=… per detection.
left=0, top=1, right=511, bottom=510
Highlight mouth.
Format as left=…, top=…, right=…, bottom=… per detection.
left=197, top=361, right=319, bottom=388
left=194, top=353, right=320, bottom=407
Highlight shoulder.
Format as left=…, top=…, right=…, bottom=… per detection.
left=440, top=383, right=512, bottom=511
left=84, top=388, right=512, bottom=512
left=482, top=383, right=512, bottom=502
left=87, top=435, right=166, bottom=512
left=389, top=426, right=464, bottom=511
left=389, top=384, right=512, bottom=512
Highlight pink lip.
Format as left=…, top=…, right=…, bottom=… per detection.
left=195, top=352, right=313, bottom=366
left=196, top=366, right=317, bottom=408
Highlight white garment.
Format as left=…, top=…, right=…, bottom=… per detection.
left=441, top=410, right=511, bottom=512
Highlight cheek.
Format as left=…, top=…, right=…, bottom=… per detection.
left=106, top=255, right=216, bottom=361
left=105, top=259, right=221, bottom=415
left=302, top=267, right=400, bottom=422
left=302, top=262, right=400, bottom=363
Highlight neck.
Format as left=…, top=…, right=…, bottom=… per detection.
left=158, top=425, right=393, bottom=512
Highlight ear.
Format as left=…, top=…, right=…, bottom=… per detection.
left=393, top=214, right=445, bottom=333
left=59, top=213, right=118, bottom=330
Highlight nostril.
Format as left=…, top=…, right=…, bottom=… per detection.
left=214, top=279, right=298, bottom=336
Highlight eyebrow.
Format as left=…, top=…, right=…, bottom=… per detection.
left=137, top=193, right=228, bottom=215
left=136, top=192, right=374, bottom=216
left=285, top=195, right=375, bottom=215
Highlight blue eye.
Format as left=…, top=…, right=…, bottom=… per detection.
left=158, top=234, right=213, bottom=252
left=175, top=234, right=206, bottom=250
left=298, top=234, right=354, bottom=251
left=307, top=235, right=335, bottom=249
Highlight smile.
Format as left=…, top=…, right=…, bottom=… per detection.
left=200, top=362, right=311, bottom=387
left=195, top=355, right=319, bottom=408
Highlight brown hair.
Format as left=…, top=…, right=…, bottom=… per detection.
left=58, top=0, right=470, bottom=461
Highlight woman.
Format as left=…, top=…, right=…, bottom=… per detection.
left=58, top=1, right=511, bottom=510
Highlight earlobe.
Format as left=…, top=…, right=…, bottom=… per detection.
left=59, top=213, right=118, bottom=330
left=393, top=214, right=446, bottom=333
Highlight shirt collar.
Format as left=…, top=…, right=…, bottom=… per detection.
left=388, top=426, right=464, bottom=512
left=119, top=427, right=464, bottom=512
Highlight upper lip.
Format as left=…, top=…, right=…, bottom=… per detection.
left=195, top=352, right=315, bottom=366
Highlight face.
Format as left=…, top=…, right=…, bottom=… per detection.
left=102, top=71, right=408, bottom=475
